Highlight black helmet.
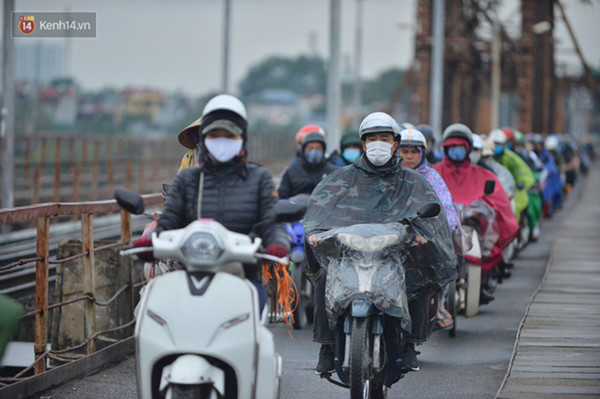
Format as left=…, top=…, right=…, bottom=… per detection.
left=442, top=123, right=473, bottom=151
left=416, top=124, right=435, bottom=142
left=340, top=131, right=362, bottom=149
left=302, top=131, right=327, bottom=152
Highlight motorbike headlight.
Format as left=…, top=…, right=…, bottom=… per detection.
left=337, top=233, right=399, bottom=252
left=181, top=232, right=223, bottom=264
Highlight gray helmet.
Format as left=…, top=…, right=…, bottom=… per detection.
left=442, top=123, right=473, bottom=151
left=302, top=131, right=327, bottom=152
left=359, top=112, right=401, bottom=140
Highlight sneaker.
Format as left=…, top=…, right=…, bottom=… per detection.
left=316, top=344, right=335, bottom=375
left=530, top=226, right=540, bottom=241
left=401, top=343, right=420, bottom=372
left=479, top=288, right=495, bottom=305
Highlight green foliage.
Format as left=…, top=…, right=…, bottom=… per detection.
left=360, top=68, right=405, bottom=104
left=239, top=55, right=405, bottom=108
left=239, top=55, right=327, bottom=96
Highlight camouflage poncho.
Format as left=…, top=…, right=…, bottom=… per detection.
left=304, top=156, right=457, bottom=298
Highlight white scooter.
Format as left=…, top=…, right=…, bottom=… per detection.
left=454, top=180, right=496, bottom=318
left=115, top=187, right=298, bottom=399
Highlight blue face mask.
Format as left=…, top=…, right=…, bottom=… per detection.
left=494, top=144, right=504, bottom=156
left=305, top=148, right=324, bottom=164
left=448, top=147, right=468, bottom=162
left=342, top=148, right=361, bottom=163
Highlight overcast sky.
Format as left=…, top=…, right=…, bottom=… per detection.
left=7, top=0, right=600, bottom=97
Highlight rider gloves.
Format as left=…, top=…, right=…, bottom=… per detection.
left=133, top=236, right=155, bottom=263
left=266, top=244, right=288, bottom=258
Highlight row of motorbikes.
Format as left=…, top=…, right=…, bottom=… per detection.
left=114, top=174, right=520, bottom=399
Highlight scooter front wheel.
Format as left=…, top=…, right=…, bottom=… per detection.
left=291, top=266, right=308, bottom=330
left=349, top=317, right=371, bottom=399
left=168, top=383, right=215, bottom=399
left=464, top=264, right=481, bottom=317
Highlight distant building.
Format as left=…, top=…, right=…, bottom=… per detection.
left=15, top=42, right=66, bottom=84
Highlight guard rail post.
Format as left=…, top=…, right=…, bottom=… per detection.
left=81, top=212, right=96, bottom=354
left=120, top=209, right=134, bottom=316
left=34, top=215, right=50, bottom=374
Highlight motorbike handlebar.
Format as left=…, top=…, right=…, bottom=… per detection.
left=119, top=247, right=154, bottom=257
left=256, top=253, right=289, bottom=265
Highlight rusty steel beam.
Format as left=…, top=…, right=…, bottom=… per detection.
left=518, top=0, right=555, bottom=134
left=0, top=194, right=162, bottom=224
left=555, top=0, right=600, bottom=106
left=34, top=216, right=49, bottom=374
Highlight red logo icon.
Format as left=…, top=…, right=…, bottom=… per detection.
left=19, top=16, right=36, bottom=35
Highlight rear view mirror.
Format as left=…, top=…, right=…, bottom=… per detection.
left=287, top=193, right=311, bottom=208
left=484, top=180, right=495, bottom=196
left=417, top=202, right=441, bottom=219
left=273, top=193, right=310, bottom=223
left=114, top=187, right=145, bottom=215
left=273, top=200, right=307, bottom=223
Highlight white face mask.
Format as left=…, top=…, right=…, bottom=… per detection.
left=204, top=137, right=243, bottom=163
left=365, top=141, right=394, bottom=166
left=469, top=151, right=481, bottom=164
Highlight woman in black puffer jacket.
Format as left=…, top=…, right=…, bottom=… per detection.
left=156, top=94, right=289, bottom=310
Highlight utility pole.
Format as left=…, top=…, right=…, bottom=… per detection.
left=326, top=0, right=341, bottom=151
left=430, top=0, right=445, bottom=144
left=490, top=12, right=501, bottom=130
left=221, top=0, right=231, bottom=93
left=352, top=0, right=363, bottom=129
left=2, top=0, right=16, bottom=214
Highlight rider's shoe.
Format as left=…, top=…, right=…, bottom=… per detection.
left=401, top=343, right=420, bottom=372
left=530, top=226, right=540, bottom=241
left=479, top=288, right=495, bottom=305
left=315, top=344, right=335, bottom=375
left=502, top=261, right=515, bottom=270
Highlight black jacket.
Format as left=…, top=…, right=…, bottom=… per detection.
left=277, top=157, right=339, bottom=199
left=158, top=163, right=289, bottom=249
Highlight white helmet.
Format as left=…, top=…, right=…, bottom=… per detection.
left=399, top=129, right=427, bottom=148
left=489, top=128, right=507, bottom=144
left=472, top=134, right=484, bottom=150
left=545, top=136, right=559, bottom=151
left=202, top=94, right=247, bottom=121
left=482, top=138, right=495, bottom=156
left=359, top=112, right=401, bottom=140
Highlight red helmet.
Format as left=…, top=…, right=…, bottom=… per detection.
left=295, top=125, right=325, bottom=145
left=500, top=127, right=515, bottom=142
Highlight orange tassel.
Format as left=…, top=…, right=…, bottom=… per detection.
left=262, top=262, right=300, bottom=334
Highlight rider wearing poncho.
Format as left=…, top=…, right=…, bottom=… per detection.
left=434, top=124, right=519, bottom=274
left=305, top=112, right=456, bottom=375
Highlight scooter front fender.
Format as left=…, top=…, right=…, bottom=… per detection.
left=159, top=354, right=225, bottom=395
